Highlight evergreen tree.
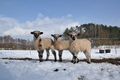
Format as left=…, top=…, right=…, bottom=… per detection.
left=62, top=23, right=120, bottom=46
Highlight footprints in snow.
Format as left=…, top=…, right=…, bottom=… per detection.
left=54, top=69, right=66, bottom=72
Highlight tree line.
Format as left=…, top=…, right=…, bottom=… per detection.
left=62, top=23, right=120, bottom=47
left=0, top=35, right=34, bottom=50
left=1, top=23, right=120, bottom=50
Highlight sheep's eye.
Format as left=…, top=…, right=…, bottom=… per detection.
left=70, top=35, right=75, bottom=40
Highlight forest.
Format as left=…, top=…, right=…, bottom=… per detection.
left=62, top=23, right=120, bottom=47
left=0, top=35, right=34, bottom=50
left=0, top=23, right=120, bottom=50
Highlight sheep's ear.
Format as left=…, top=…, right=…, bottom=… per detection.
left=40, top=32, right=43, bottom=34
left=59, top=35, right=62, bottom=37
left=51, top=34, right=54, bottom=37
left=31, top=32, right=34, bottom=34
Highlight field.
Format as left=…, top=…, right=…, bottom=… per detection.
left=0, top=49, right=120, bottom=80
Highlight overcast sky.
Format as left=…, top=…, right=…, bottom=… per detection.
left=0, top=0, right=120, bottom=40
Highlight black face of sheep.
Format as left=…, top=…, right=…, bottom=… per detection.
left=67, top=32, right=80, bottom=40
left=31, top=31, right=43, bottom=38
left=70, top=35, right=75, bottom=40
left=51, top=34, right=62, bottom=40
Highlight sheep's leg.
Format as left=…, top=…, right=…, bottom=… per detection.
left=38, top=50, right=44, bottom=62
left=59, top=50, right=63, bottom=62
left=52, top=50, right=57, bottom=62
left=70, top=52, right=77, bottom=63
left=46, top=49, right=50, bottom=61
left=83, top=50, right=91, bottom=64
left=73, top=52, right=79, bottom=64
left=71, top=52, right=74, bottom=63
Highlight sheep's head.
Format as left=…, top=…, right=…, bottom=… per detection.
left=67, top=32, right=80, bottom=40
left=51, top=34, right=62, bottom=40
left=31, top=31, right=43, bottom=38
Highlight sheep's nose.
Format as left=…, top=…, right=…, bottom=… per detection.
left=55, top=37, right=58, bottom=40
left=34, top=33, right=39, bottom=38
left=70, top=35, right=75, bottom=40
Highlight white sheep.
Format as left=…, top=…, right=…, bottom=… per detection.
left=67, top=32, right=91, bottom=64
left=51, top=34, right=69, bottom=62
left=31, top=31, right=57, bottom=62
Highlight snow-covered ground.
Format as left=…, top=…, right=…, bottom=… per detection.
left=0, top=49, right=120, bottom=80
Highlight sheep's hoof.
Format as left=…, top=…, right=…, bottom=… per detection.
left=59, top=59, right=62, bottom=62
left=71, top=60, right=75, bottom=63
left=73, top=62, right=76, bottom=64
left=72, top=60, right=77, bottom=64
left=77, top=60, right=79, bottom=63
left=87, top=61, right=91, bottom=64
left=72, top=61, right=78, bottom=64
left=39, top=59, right=43, bottom=62
left=54, top=60, right=57, bottom=62
left=71, top=60, right=73, bottom=63
left=45, top=59, right=48, bottom=61
left=72, top=58, right=79, bottom=64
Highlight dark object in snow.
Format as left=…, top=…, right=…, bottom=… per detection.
left=5, top=62, right=8, bottom=64
left=101, top=68, right=104, bottom=71
left=63, top=69, right=66, bottom=71
left=78, top=76, right=84, bottom=80
left=54, top=69, right=59, bottom=72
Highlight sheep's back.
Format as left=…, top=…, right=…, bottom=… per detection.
left=70, top=39, right=91, bottom=52
left=54, top=40, right=69, bottom=50
left=42, top=38, right=53, bottom=46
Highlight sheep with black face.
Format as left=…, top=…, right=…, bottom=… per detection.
left=31, top=31, right=57, bottom=62
left=67, top=32, right=91, bottom=64
left=51, top=34, right=69, bottom=62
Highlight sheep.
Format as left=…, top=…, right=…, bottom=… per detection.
left=30, top=31, right=57, bottom=62
left=67, top=32, right=91, bottom=64
left=51, top=34, right=69, bottom=62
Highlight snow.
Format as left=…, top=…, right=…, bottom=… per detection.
left=0, top=49, right=120, bottom=59
left=0, top=49, right=120, bottom=80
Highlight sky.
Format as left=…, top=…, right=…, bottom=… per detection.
left=0, top=0, right=120, bottom=40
